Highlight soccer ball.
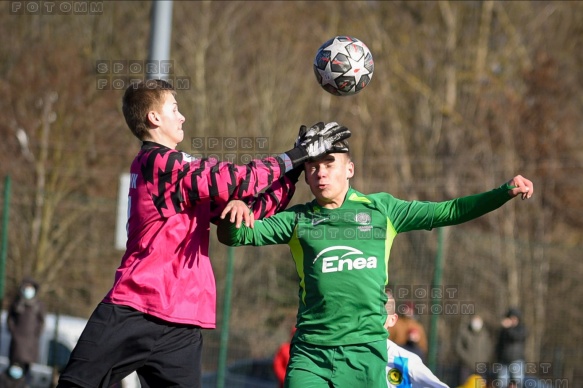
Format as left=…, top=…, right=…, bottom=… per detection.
left=313, top=36, right=374, bottom=96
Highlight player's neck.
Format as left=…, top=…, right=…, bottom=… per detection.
left=317, top=187, right=349, bottom=209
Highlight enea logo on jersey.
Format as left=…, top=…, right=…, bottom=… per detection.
left=313, top=246, right=378, bottom=273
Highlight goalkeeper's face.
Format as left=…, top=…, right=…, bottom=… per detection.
left=304, top=153, right=354, bottom=209
left=145, top=92, right=186, bottom=149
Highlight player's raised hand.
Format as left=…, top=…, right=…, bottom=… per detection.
left=300, top=121, right=351, bottom=159
left=327, top=138, right=350, bottom=154
left=220, top=200, right=254, bottom=228
left=294, top=124, right=309, bottom=148
left=506, top=175, right=534, bottom=200
left=284, top=121, right=351, bottom=168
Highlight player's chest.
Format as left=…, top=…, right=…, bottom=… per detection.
left=295, top=207, right=389, bottom=268
left=297, top=207, right=386, bottom=240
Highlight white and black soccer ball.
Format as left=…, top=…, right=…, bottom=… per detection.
left=313, top=36, right=374, bottom=96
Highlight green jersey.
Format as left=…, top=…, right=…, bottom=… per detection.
left=218, top=185, right=512, bottom=347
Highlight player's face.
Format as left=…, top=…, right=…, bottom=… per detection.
left=304, top=153, right=354, bottom=209
left=149, top=92, right=185, bottom=148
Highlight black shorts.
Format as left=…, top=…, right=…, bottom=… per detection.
left=57, top=303, right=203, bottom=388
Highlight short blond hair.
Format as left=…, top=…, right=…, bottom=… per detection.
left=122, top=79, right=176, bottom=140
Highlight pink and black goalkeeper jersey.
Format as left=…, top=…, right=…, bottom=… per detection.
left=103, top=142, right=294, bottom=327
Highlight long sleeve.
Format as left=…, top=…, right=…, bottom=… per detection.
left=138, top=142, right=286, bottom=218
left=247, top=175, right=296, bottom=219
left=217, top=206, right=299, bottom=247
left=387, top=183, right=513, bottom=233
left=210, top=175, right=297, bottom=224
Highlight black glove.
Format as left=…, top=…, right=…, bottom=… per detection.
left=327, top=140, right=350, bottom=154
left=294, top=124, right=310, bottom=148
left=285, top=125, right=309, bottom=182
left=285, top=122, right=351, bottom=167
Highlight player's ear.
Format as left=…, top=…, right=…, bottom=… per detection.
left=385, top=313, right=398, bottom=329
left=147, top=110, right=160, bottom=127
left=346, top=160, right=354, bottom=179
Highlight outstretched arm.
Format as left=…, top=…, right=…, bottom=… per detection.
left=211, top=125, right=311, bottom=225
left=430, top=175, right=534, bottom=228
left=391, top=175, right=535, bottom=233
left=213, top=172, right=297, bottom=224
left=140, top=122, right=349, bottom=219
left=217, top=205, right=298, bottom=247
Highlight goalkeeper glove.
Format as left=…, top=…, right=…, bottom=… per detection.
left=285, top=124, right=309, bottom=182
left=284, top=121, right=351, bottom=168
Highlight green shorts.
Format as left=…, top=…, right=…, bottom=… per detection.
left=285, top=339, right=389, bottom=388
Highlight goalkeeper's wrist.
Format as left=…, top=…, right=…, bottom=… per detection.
left=281, top=147, right=308, bottom=171
left=285, top=166, right=303, bottom=183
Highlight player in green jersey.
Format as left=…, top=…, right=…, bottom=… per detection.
left=217, top=138, right=534, bottom=388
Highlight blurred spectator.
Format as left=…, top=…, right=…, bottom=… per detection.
left=455, top=314, right=493, bottom=385
left=495, top=308, right=527, bottom=388
left=0, top=361, right=27, bottom=388
left=273, top=326, right=296, bottom=388
left=6, top=277, right=45, bottom=386
left=389, top=302, right=428, bottom=358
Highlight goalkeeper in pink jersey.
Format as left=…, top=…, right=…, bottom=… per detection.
left=57, top=79, right=350, bottom=388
